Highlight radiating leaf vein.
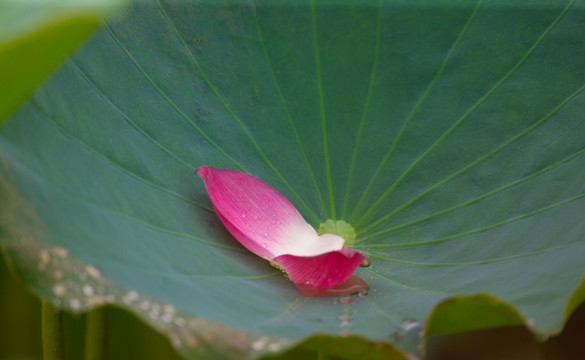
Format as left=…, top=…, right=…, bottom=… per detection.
left=30, top=101, right=213, bottom=213
left=357, top=80, right=585, bottom=237
left=358, top=190, right=585, bottom=249
left=341, top=0, right=384, bottom=219
left=250, top=0, right=327, bottom=219
left=6, top=148, right=243, bottom=252
left=154, top=0, right=319, bottom=223
left=355, top=0, right=575, bottom=227
left=349, top=0, right=484, bottom=223
left=368, top=241, right=584, bottom=267
left=103, top=22, right=247, bottom=173
left=310, top=0, right=335, bottom=219
left=68, top=58, right=197, bottom=172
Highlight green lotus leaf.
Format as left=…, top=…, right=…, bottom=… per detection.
left=1, top=0, right=585, bottom=358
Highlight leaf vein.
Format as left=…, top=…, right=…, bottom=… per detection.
left=357, top=191, right=585, bottom=249
left=154, top=0, right=319, bottom=223
left=103, top=23, right=246, bottom=172
left=358, top=80, right=585, bottom=236
left=250, top=0, right=327, bottom=219
left=30, top=100, right=213, bottom=213
left=355, top=0, right=574, bottom=227
left=367, top=241, right=584, bottom=267
left=310, top=0, right=335, bottom=219
left=350, top=0, right=483, bottom=223
left=341, top=0, right=384, bottom=219
left=5, top=146, right=244, bottom=252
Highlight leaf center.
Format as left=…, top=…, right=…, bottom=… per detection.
left=317, top=220, right=357, bottom=247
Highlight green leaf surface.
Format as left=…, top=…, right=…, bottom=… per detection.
left=0, top=0, right=127, bottom=122
left=2, top=0, right=585, bottom=358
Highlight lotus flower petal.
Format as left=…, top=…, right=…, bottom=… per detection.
left=273, top=248, right=366, bottom=289
left=195, top=166, right=366, bottom=291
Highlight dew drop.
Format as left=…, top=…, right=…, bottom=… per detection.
left=52, top=246, right=68, bottom=258
left=294, top=275, right=369, bottom=297
left=39, top=249, right=51, bottom=264
left=123, top=291, right=139, bottom=304
left=261, top=242, right=267, bottom=248
left=241, top=214, right=246, bottom=218
left=339, top=295, right=353, bottom=304
left=161, top=313, right=173, bottom=323
left=127, top=290, right=139, bottom=301
left=360, top=256, right=371, bottom=267
left=268, top=343, right=282, bottom=352
left=85, top=265, right=101, bottom=279
left=52, top=283, right=66, bottom=297
left=339, top=316, right=351, bottom=327
left=139, top=300, right=150, bottom=311
left=69, top=298, right=81, bottom=310
left=82, top=284, right=94, bottom=297
left=251, top=337, right=269, bottom=351
left=401, top=318, right=420, bottom=332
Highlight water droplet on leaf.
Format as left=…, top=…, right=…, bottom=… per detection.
left=401, top=318, right=420, bottom=332
left=339, top=316, right=351, bottom=327
left=360, top=256, right=371, bottom=267
left=52, top=246, right=68, bottom=258
left=339, top=295, right=353, bottom=304
left=82, top=284, right=94, bottom=296
left=69, top=298, right=81, bottom=310
left=52, top=283, right=66, bottom=297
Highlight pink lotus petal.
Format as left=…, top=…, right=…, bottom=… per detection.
left=273, top=248, right=366, bottom=289
left=196, top=166, right=367, bottom=292
left=195, top=166, right=343, bottom=260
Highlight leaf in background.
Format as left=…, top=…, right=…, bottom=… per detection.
left=1, top=0, right=585, bottom=359
left=0, top=0, right=128, bottom=122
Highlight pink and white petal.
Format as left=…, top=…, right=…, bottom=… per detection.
left=278, top=229, right=344, bottom=257
left=196, top=166, right=341, bottom=259
left=273, top=248, right=366, bottom=289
